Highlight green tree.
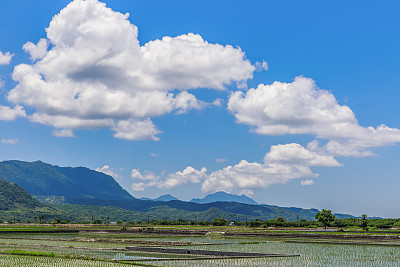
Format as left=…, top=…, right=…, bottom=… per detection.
left=212, top=217, right=227, bottom=226
left=361, top=214, right=368, bottom=231
left=52, top=218, right=61, bottom=225
left=315, top=209, right=336, bottom=229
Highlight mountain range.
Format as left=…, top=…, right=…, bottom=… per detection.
left=140, top=192, right=259, bottom=205
left=190, top=191, right=259, bottom=205
left=140, top=194, right=179, bottom=202
left=0, top=160, right=355, bottom=222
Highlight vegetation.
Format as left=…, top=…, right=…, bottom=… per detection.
left=0, top=160, right=399, bottom=231
left=0, top=160, right=133, bottom=200
left=66, top=198, right=323, bottom=221
left=315, top=209, right=336, bottom=229
left=361, top=214, right=368, bottom=230
left=4, top=250, right=55, bottom=257
left=0, top=179, right=44, bottom=211
left=0, top=225, right=399, bottom=266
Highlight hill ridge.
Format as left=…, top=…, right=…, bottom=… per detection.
left=0, top=160, right=134, bottom=201
left=190, top=191, right=258, bottom=205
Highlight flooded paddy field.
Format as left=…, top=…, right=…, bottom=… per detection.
left=0, top=227, right=400, bottom=266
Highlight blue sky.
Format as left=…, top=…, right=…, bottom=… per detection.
left=1, top=0, right=400, bottom=217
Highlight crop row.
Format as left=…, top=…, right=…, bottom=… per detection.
left=0, top=255, right=128, bottom=267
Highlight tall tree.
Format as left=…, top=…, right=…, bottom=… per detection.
left=361, top=214, right=368, bottom=231
left=315, top=209, right=336, bottom=229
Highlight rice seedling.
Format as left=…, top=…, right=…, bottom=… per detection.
left=0, top=255, right=129, bottom=266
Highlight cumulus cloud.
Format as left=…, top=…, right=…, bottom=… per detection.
left=130, top=168, right=160, bottom=191
left=201, top=143, right=336, bottom=193
left=228, top=76, right=400, bottom=157
left=9, top=0, right=255, bottom=140
left=201, top=143, right=340, bottom=193
left=130, top=166, right=207, bottom=190
left=0, top=51, right=13, bottom=65
left=202, top=160, right=314, bottom=194
left=0, top=105, right=26, bottom=121
left=23, top=38, right=49, bottom=61
left=112, top=119, right=161, bottom=141
left=130, top=143, right=335, bottom=194
left=159, top=166, right=207, bottom=189
left=264, top=143, right=341, bottom=167
left=1, top=138, right=19, bottom=144
left=301, top=179, right=314, bottom=186
left=131, top=169, right=159, bottom=181
left=95, top=165, right=121, bottom=179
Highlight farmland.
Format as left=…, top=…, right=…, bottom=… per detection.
left=0, top=225, right=399, bottom=266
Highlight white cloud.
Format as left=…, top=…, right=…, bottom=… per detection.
left=129, top=143, right=337, bottom=193
left=95, top=165, right=121, bottom=179
left=0, top=51, right=13, bottom=65
left=255, top=60, right=268, bottom=71
left=112, top=118, right=161, bottom=141
left=9, top=0, right=255, bottom=140
left=264, top=143, right=341, bottom=167
left=131, top=182, right=153, bottom=191
left=201, top=143, right=340, bottom=193
left=140, top=33, right=254, bottom=91
left=212, top=98, right=223, bottom=107
left=130, top=166, right=207, bottom=190
left=174, top=91, right=207, bottom=114
left=130, top=168, right=159, bottom=191
left=159, top=166, right=207, bottom=189
left=53, top=129, right=75, bottom=137
left=216, top=158, right=228, bottom=163
left=23, top=38, right=48, bottom=61
left=0, top=105, right=26, bottom=121
left=202, top=160, right=314, bottom=193
left=1, top=138, right=18, bottom=144
left=29, top=113, right=113, bottom=129
left=150, top=153, right=159, bottom=157
left=228, top=76, right=400, bottom=157
left=301, top=179, right=314, bottom=186
left=0, top=78, right=4, bottom=89
left=131, top=169, right=159, bottom=181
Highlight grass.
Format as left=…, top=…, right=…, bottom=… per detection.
left=3, top=249, right=56, bottom=257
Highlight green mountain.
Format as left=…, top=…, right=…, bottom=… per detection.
left=0, top=160, right=134, bottom=200
left=190, top=191, right=259, bottom=205
left=0, top=178, right=43, bottom=211
left=0, top=178, right=71, bottom=223
left=66, top=198, right=321, bottom=221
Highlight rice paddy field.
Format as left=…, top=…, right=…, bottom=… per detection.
left=0, top=227, right=400, bottom=266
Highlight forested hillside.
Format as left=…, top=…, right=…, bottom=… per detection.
left=0, top=160, right=134, bottom=200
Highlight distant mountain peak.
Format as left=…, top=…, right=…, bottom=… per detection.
left=190, top=191, right=258, bottom=205
left=141, top=194, right=180, bottom=202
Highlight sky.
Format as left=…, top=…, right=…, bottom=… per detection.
left=0, top=0, right=400, bottom=218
